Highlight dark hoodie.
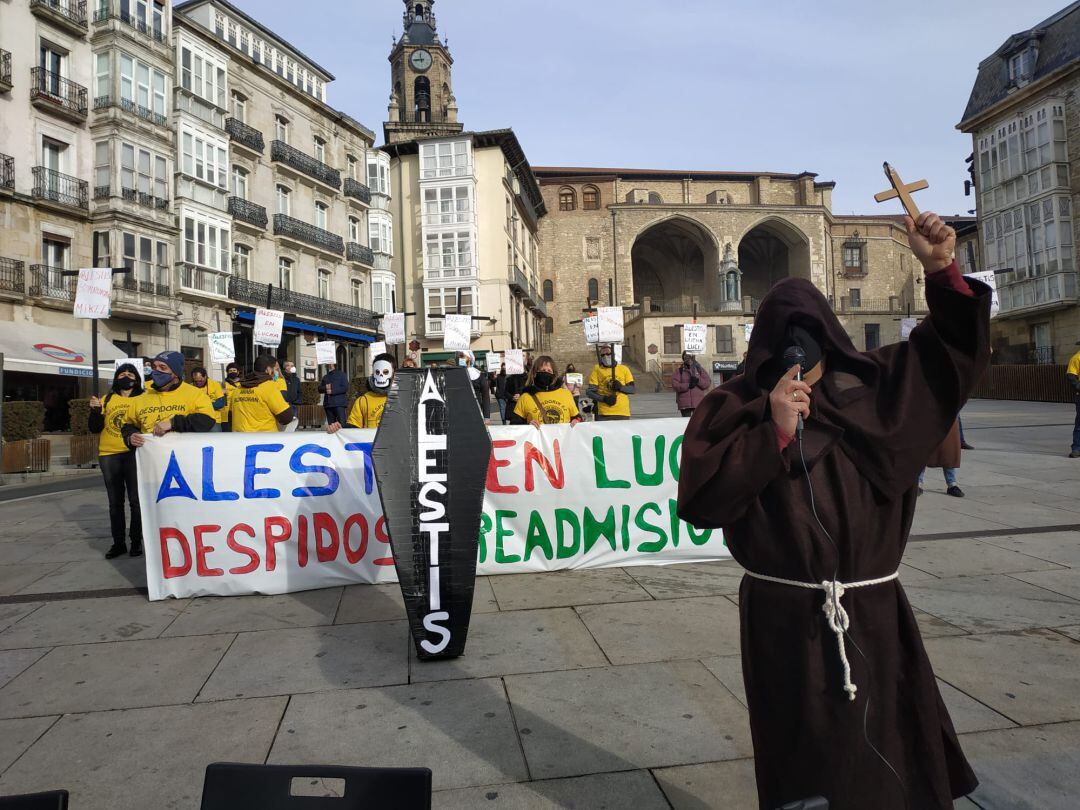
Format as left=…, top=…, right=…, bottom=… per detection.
left=88, top=364, right=144, bottom=435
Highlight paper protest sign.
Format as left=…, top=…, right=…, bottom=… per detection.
left=682, top=323, right=707, bottom=354
left=383, top=312, right=406, bottom=345
left=964, top=271, right=1000, bottom=317
left=566, top=372, right=583, bottom=388
left=368, top=341, right=387, bottom=361
left=486, top=352, right=501, bottom=372
left=597, top=306, right=624, bottom=343
left=900, top=318, right=918, bottom=341
left=614, top=344, right=623, bottom=364
left=315, top=340, right=337, bottom=365
left=583, top=315, right=599, bottom=344
left=442, top=314, right=472, bottom=351
left=743, top=323, right=754, bottom=344
left=74, top=268, right=113, bottom=319
left=253, top=308, right=285, bottom=347
left=504, top=348, right=525, bottom=375
left=207, top=332, right=235, bottom=364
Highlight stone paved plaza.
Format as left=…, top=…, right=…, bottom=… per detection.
left=0, top=398, right=1078, bottom=809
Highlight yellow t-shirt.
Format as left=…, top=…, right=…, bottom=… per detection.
left=588, top=364, right=634, bottom=417
left=191, top=379, right=225, bottom=423
left=513, top=387, right=580, bottom=424
left=346, top=391, right=388, bottom=428
left=1067, top=350, right=1080, bottom=379
left=126, top=382, right=217, bottom=433
left=97, top=393, right=139, bottom=456
left=222, top=379, right=239, bottom=422
left=228, top=379, right=291, bottom=433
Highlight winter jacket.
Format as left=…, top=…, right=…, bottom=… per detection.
left=318, top=369, right=349, bottom=408
left=671, top=363, right=711, bottom=411
left=283, top=372, right=302, bottom=408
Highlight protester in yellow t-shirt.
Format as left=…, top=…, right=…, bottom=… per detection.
left=220, top=362, right=241, bottom=431
left=88, top=363, right=144, bottom=560
left=189, top=366, right=225, bottom=431
left=123, top=351, right=217, bottom=447
left=511, top=355, right=581, bottom=427
left=587, top=344, right=635, bottom=420
left=1067, top=343, right=1080, bottom=458
left=327, top=353, right=396, bottom=432
left=228, top=355, right=295, bottom=433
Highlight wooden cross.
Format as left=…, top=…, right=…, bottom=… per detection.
left=874, top=162, right=929, bottom=220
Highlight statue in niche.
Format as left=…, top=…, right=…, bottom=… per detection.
left=720, top=243, right=740, bottom=301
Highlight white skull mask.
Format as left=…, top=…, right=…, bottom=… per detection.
left=371, top=359, right=394, bottom=389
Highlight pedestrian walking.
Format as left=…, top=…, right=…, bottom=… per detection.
left=88, top=363, right=144, bottom=559
left=671, top=352, right=711, bottom=417
left=921, top=419, right=965, bottom=497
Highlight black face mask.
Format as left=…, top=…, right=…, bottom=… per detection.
left=116, top=377, right=137, bottom=391
left=227, top=372, right=240, bottom=381
left=533, top=372, right=555, bottom=390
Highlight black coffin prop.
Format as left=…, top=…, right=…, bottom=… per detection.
left=372, top=367, right=491, bottom=660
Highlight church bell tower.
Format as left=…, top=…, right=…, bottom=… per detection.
left=384, top=0, right=464, bottom=144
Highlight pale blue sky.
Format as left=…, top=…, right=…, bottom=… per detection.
left=231, top=0, right=1069, bottom=215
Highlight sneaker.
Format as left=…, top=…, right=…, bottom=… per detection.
left=129, top=540, right=143, bottom=558
left=961, top=442, right=975, bottom=450
left=946, top=485, right=965, bottom=498
left=105, top=543, right=127, bottom=559
left=1069, top=451, right=1080, bottom=459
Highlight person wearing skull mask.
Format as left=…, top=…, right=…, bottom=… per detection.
left=328, top=353, right=396, bottom=432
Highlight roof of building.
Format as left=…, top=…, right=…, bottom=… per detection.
left=958, top=1, right=1080, bottom=127
left=532, top=166, right=835, bottom=187
left=401, top=19, right=439, bottom=46
left=173, top=0, right=335, bottom=80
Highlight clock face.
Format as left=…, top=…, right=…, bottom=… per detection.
left=410, top=49, right=433, bottom=71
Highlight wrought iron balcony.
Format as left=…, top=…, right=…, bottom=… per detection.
left=179, top=264, right=229, bottom=297
left=508, top=264, right=528, bottom=296
left=343, top=178, right=372, bottom=204
left=225, top=117, right=265, bottom=154
left=346, top=242, right=374, bottom=266
left=93, top=95, right=167, bottom=127
left=1, top=154, right=12, bottom=191
left=229, top=197, right=268, bottom=228
left=29, top=264, right=75, bottom=300
left=30, top=0, right=88, bottom=34
left=0, top=258, right=25, bottom=295
left=115, top=268, right=170, bottom=299
left=0, top=50, right=11, bottom=91
left=31, top=68, right=88, bottom=121
left=998, top=271, right=1078, bottom=316
left=271, top=140, right=340, bottom=189
left=91, top=3, right=167, bottom=43
left=33, top=167, right=89, bottom=209
left=273, top=214, right=343, bottom=255
left=229, top=275, right=378, bottom=331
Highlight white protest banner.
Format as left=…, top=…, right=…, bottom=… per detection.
left=743, top=323, right=754, bottom=345
left=486, top=352, right=501, bottom=372
left=136, top=420, right=727, bottom=599
left=900, top=318, right=918, bottom=341
left=383, top=312, right=406, bottom=345
left=965, top=270, right=1000, bottom=317
left=583, top=315, right=599, bottom=345
left=442, top=314, right=472, bottom=351
left=504, top=348, right=525, bottom=375
left=207, top=332, right=236, bottom=365
left=253, top=308, right=285, bottom=347
left=74, top=268, right=113, bottom=319
left=682, top=324, right=707, bottom=354
left=315, top=340, right=337, bottom=365
left=596, top=306, right=624, bottom=344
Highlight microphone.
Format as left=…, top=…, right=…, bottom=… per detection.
left=783, top=345, right=806, bottom=436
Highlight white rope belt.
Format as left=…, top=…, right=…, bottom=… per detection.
left=744, top=569, right=899, bottom=702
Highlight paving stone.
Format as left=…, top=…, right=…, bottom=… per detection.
left=910, top=508, right=1013, bottom=537
left=904, top=575, right=1080, bottom=633
left=0, top=698, right=286, bottom=809
left=16, top=557, right=147, bottom=594
left=472, top=576, right=500, bottom=614
left=0, top=596, right=188, bottom=650
left=335, top=582, right=407, bottom=624
left=0, top=544, right=41, bottom=565
left=1055, top=625, right=1080, bottom=642
left=0, top=564, right=63, bottom=596
left=410, top=608, right=607, bottom=682
left=925, top=630, right=1080, bottom=725
left=0, top=603, right=42, bottom=634
left=937, top=500, right=1080, bottom=530
left=576, top=596, right=741, bottom=665
left=901, top=539, right=1064, bottom=578
left=0, top=634, right=233, bottom=718
left=912, top=608, right=968, bottom=639
left=978, top=532, right=1080, bottom=568
left=623, top=563, right=743, bottom=599
left=653, top=758, right=758, bottom=810
left=434, top=770, right=671, bottom=809
left=936, top=679, right=1016, bottom=734
left=961, top=721, right=1080, bottom=810
left=0, top=648, right=49, bottom=690
left=505, top=661, right=753, bottom=780
left=1011, top=569, right=1080, bottom=601
left=898, top=563, right=939, bottom=583
left=163, top=589, right=340, bottom=637
left=488, top=568, right=650, bottom=610
left=700, top=655, right=746, bottom=707
left=0, top=716, right=58, bottom=773
left=269, top=678, right=528, bottom=791
left=197, top=620, right=408, bottom=701
left=19, top=538, right=114, bottom=564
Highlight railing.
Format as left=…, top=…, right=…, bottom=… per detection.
left=229, top=196, right=268, bottom=228
left=1032, top=346, right=1055, bottom=365
left=116, top=268, right=170, bottom=298
left=91, top=3, right=167, bottom=43
left=29, top=264, right=75, bottom=300
left=0, top=50, right=11, bottom=88
left=373, top=252, right=392, bottom=272
left=94, top=95, right=167, bottom=126
left=999, top=272, right=1078, bottom=315
left=346, top=242, right=374, bottom=265
left=971, top=363, right=1073, bottom=403
left=93, top=185, right=109, bottom=200
left=179, top=264, right=230, bottom=297
left=273, top=214, right=343, bottom=254
left=32, top=167, right=89, bottom=209
left=343, top=178, right=372, bottom=204
left=508, top=264, right=529, bottom=296
left=228, top=275, right=378, bottom=330
left=270, top=140, right=340, bottom=189
left=30, top=0, right=88, bottom=29
left=30, top=68, right=88, bottom=118
left=225, top=117, right=265, bottom=153
left=1, top=154, right=12, bottom=191
left=836, top=297, right=895, bottom=313
left=0, top=258, right=25, bottom=294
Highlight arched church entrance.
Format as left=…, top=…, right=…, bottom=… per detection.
left=630, top=217, right=720, bottom=313
left=736, top=218, right=812, bottom=307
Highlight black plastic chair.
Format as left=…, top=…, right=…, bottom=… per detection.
left=0, top=791, right=69, bottom=810
left=200, top=763, right=432, bottom=810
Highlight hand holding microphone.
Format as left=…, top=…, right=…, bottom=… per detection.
left=770, top=354, right=811, bottom=438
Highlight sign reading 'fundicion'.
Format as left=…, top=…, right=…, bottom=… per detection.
left=373, top=367, right=492, bottom=660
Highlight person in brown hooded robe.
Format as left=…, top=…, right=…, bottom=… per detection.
left=678, top=212, right=990, bottom=810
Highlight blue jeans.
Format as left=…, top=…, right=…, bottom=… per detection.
left=496, top=398, right=508, bottom=424
left=1073, top=401, right=1080, bottom=452
left=920, top=468, right=958, bottom=486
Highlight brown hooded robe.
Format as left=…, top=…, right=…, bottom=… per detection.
left=677, top=269, right=990, bottom=809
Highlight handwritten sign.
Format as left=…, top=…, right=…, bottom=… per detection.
left=368, top=341, right=387, bottom=362
left=583, top=315, right=599, bottom=345
left=743, top=323, right=754, bottom=345
left=597, top=306, right=624, bottom=344
left=682, top=324, right=707, bottom=354
left=566, top=372, right=583, bottom=388
left=442, top=314, right=472, bottom=351
left=74, top=268, right=113, bottom=319
left=253, top=308, right=285, bottom=347
left=504, top=348, right=525, bottom=376
left=207, top=332, right=235, bottom=365
left=900, top=318, right=918, bottom=341
left=315, top=340, right=337, bottom=365
left=965, top=271, right=1000, bottom=318
left=486, top=352, right=501, bottom=372
left=383, top=312, right=406, bottom=345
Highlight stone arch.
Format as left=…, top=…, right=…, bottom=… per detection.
left=630, top=215, right=722, bottom=313
left=735, top=216, right=812, bottom=304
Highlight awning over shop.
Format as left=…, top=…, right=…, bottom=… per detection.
left=0, top=320, right=126, bottom=380
left=235, top=312, right=376, bottom=344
